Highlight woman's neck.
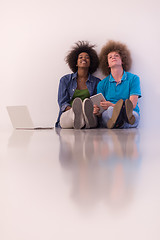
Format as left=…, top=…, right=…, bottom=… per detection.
left=76, top=68, right=88, bottom=90
left=110, top=67, right=123, bottom=82
left=77, top=68, right=89, bottom=80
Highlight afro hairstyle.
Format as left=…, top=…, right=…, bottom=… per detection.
left=99, top=40, right=132, bottom=76
left=65, top=41, right=99, bottom=74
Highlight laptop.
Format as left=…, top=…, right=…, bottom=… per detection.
left=6, top=105, right=54, bottom=129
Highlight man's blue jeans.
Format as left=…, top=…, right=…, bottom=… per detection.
left=101, top=106, right=140, bottom=128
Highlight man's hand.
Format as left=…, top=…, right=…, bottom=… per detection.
left=100, top=100, right=114, bottom=110
left=93, top=105, right=101, bottom=116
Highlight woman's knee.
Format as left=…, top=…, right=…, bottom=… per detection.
left=60, top=109, right=74, bottom=128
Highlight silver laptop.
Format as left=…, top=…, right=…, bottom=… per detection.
left=6, top=105, right=54, bottom=129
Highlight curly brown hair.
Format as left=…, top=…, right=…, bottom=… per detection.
left=99, top=40, right=132, bottom=76
left=65, top=41, right=99, bottom=74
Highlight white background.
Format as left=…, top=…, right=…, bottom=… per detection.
left=0, top=0, right=160, bottom=129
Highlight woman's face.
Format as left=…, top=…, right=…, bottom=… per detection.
left=107, top=51, right=122, bottom=68
left=77, top=52, right=90, bottom=69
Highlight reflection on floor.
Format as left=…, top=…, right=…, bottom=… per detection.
left=56, top=128, right=141, bottom=209
left=1, top=127, right=160, bottom=240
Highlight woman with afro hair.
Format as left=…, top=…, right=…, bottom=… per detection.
left=55, top=41, right=101, bottom=129
left=94, top=40, right=141, bottom=129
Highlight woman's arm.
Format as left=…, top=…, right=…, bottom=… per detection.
left=58, top=76, right=71, bottom=112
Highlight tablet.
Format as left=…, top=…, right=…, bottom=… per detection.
left=90, top=93, right=106, bottom=114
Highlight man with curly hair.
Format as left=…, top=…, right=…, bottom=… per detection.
left=94, top=40, right=141, bottom=129
left=56, top=41, right=101, bottom=129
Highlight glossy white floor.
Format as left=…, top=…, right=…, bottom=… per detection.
left=1, top=126, right=160, bottom=240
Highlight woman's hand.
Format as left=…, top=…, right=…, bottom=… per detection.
left=65, top=106, right=72, bottom=111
